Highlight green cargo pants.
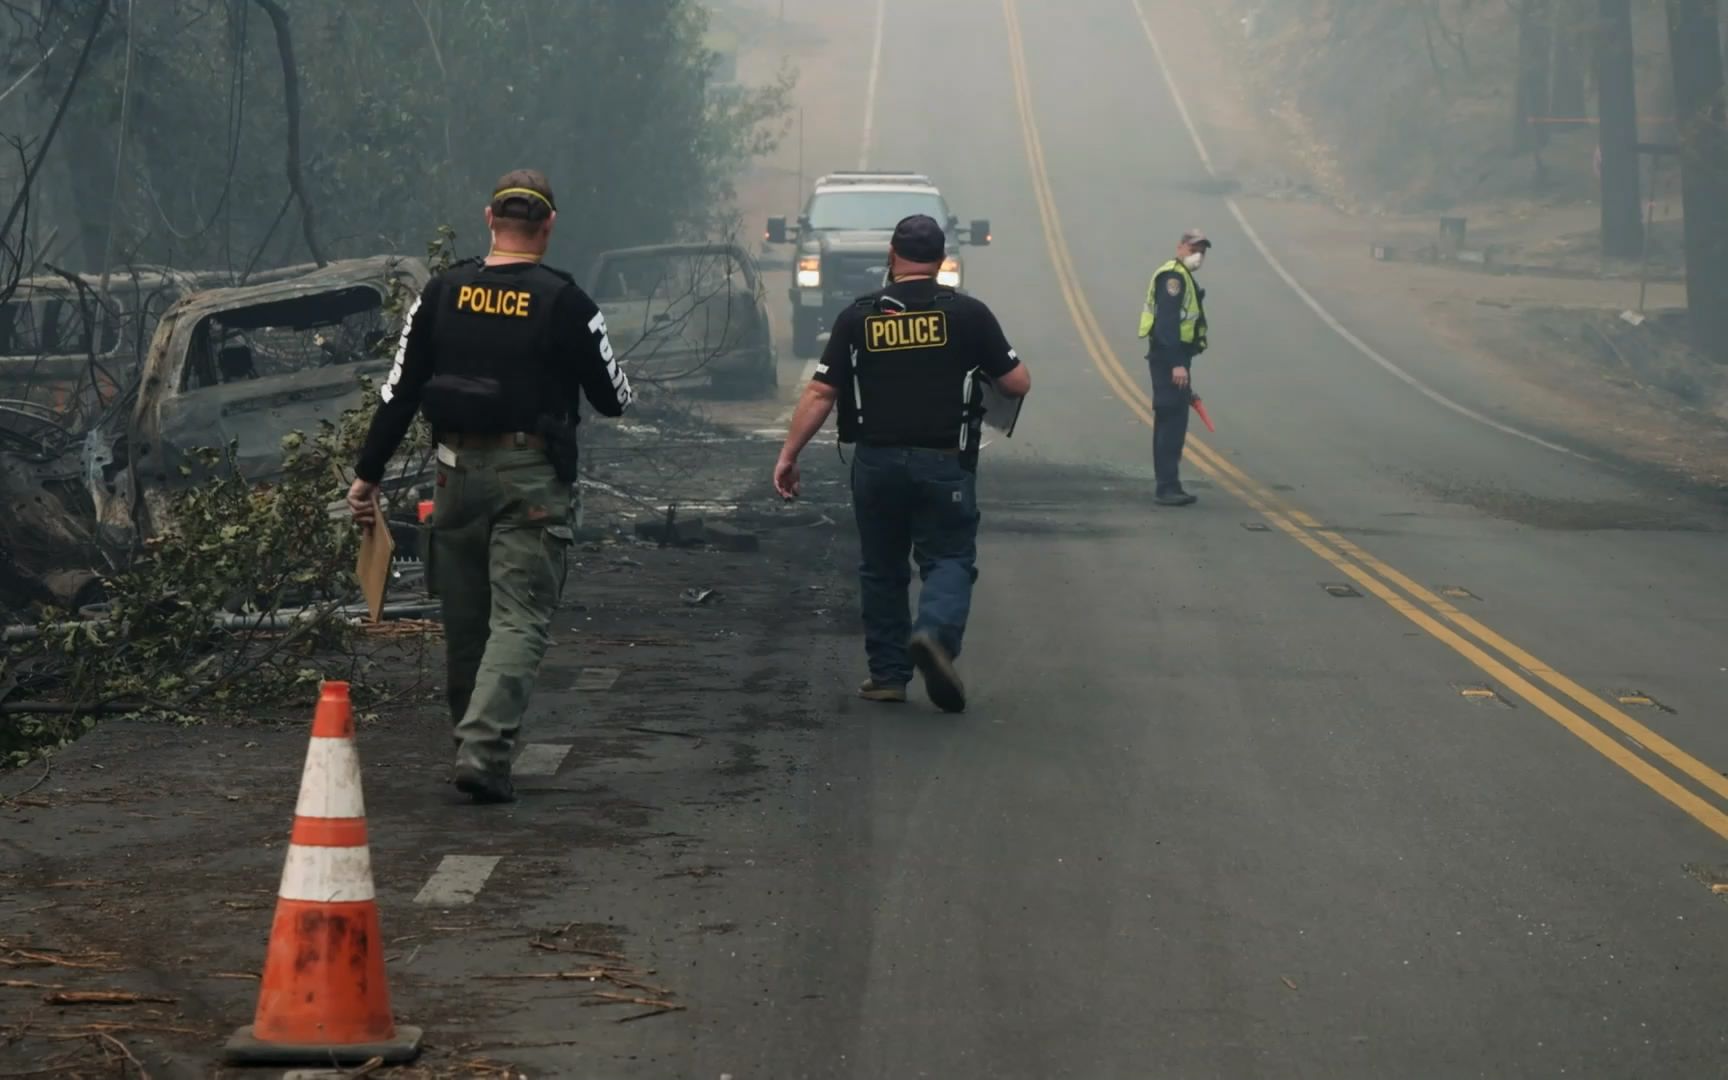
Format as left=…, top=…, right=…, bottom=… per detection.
left=432, top=446, right=571, bottom=775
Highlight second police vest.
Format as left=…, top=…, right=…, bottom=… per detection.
left=838, top=285, right=977, bottom=450
left=1137, top=258, right=1208, bottom=352
left=420, top=259, right=571, bottom=433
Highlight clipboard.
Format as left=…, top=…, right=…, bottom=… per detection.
left=355, top=499, right=394, bottom=623
left=975, top=371, right=1025, bottom=437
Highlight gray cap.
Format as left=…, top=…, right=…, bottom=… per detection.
left=1181, top=228, right=1212, bottom=249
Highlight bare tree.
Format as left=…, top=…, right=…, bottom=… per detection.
left=1666, top=0, right=1728, bottom=360
left=1550, top=4, right=1587, bottom=120
left=0, top=0, right=108, bottom=291
left=251, top=0, right=327, bottom=268
left=0, top=134, right=28, bottom=308
left=1513, top=0, right=1553, bottom=153
left=1595, top=0, right=1644, bottom=257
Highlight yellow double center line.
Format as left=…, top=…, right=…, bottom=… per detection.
left=1000, top=0, right=1728, bottom=842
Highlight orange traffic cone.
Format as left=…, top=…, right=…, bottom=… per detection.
left=224, top=682, right=422, bottom=1065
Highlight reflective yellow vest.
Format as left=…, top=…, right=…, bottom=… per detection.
left=1137, top=259, right=1207, bottom=351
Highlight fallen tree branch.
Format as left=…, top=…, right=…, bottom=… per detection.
left=3, top=755, right=50, bottom=800
left=89, top=1030, right=151, bottom=1079
left=44, top=990, right=177, bottom=1006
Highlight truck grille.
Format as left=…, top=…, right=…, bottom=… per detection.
left=824, top=253, right=889, bottom=296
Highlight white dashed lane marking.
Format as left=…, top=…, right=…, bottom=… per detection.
left=575, top=666, right=622, bottom=692
left=514, top=743, right=572, bottom=777
left=413, top=855, right=502, bottom=907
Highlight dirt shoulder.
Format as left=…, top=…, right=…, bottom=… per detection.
left=0, top=411, right=857, bottom=1078
left=1152, top=0, right=1728, bottom=496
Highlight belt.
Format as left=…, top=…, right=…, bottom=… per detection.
left=439, top=431, right=546, bottom=451
left=858, top=440, right=962, bottom=454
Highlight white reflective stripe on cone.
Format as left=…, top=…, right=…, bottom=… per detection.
left=278, top=843, right=376, bottom=903
left=293, top=737, right=366, bottom=820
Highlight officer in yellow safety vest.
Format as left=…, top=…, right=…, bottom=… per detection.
left=1137, top=228, right=1211, bottom=506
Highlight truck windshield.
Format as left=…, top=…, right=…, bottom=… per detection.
left=807, top=191, right=950, bottom=231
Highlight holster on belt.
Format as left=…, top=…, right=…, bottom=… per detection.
left=535, top=413, right=580, bottom=485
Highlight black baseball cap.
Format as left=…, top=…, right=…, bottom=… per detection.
left=891, top=214, right=947, bottom=264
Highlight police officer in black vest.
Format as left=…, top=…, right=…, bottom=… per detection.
left=347, top=169, right=633, bottom=803
left=774, top=215, right=1031, bottom=713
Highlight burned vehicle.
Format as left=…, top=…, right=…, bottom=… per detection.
left=0, top=268, right=248, bottom=611
left=0, top=267, right=217, bottom=425
left=88, top=256, right=429, bottom=544
left=766, top=171, right=991, bottom=358
left=587, top=242, right=776, bottom=397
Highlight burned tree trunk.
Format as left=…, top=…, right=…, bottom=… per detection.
left=1551, top=5, right=1587, bottom=120
left=1667, top=0, right=1728, bottom=361
left=251, top=0, right=328, bottom=268
left=1514, top=0, right=1553, bottom=152
left=1595, top=0, right=1643, bottom=258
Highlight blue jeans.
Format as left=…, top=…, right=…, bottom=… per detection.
left=850, top=445, right=981, bottom=686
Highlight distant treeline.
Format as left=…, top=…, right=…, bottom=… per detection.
left=0, top=0, right=793, bottom=281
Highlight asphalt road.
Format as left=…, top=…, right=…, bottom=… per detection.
left=8, top=2, right=1728, bottom=1077
left=631, top=0, right=1728, bottom=1076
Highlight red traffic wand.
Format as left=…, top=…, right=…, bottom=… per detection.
left=1190, top=394, right=1216, bottom=434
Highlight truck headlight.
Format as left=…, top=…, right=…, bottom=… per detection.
left=797, top=256, right=821, bottom=289
left=937, top=257, right=961, bottom=289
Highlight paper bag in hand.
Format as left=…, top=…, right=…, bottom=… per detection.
left=355, top=500, right=394, bottom=623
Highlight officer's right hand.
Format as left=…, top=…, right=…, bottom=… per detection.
left=347, top=478, right=380, bottom=529
left=1172, top=366, right=1191, bottom=390
left=773, top=457, right=801, bottom=501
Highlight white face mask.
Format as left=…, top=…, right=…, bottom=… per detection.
left=1182, top=251, right=1205, bottom=272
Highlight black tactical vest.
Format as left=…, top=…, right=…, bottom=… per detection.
left=838, top=285, right=975, bottom=450
left=420, top=260, right=572, bottom=433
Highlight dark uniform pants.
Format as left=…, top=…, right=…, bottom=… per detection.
left=850, top=445, right=981, bottom=687
left=1147, top=349, right=1191, bottom=495
left=432, top=447, right=571, bottom=775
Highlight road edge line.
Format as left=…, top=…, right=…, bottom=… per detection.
left=1125, top=0, right=1588, bottom=462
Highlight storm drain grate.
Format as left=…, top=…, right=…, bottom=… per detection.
left=1321, top=583, right=1362, bottom=598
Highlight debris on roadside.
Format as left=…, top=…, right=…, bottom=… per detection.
left=636, top=511, right=706, bottom=547
left=626, top=726, right=704, bottom=744
left=0, top=939, right=121, bottom=971
left=681, top=587, right=717, bottom=606
left=703, top=521, right=761, bottom=552
left=582, top=990, right=687, bottom=1022
left=42, top=989, right=177, bottom=1006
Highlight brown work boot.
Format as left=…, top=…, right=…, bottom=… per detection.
left=909, top=632, right=966, bottom=714
left=858, top=679, right=908, bottom=704
left=453, top=764, right=516, bottom=805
